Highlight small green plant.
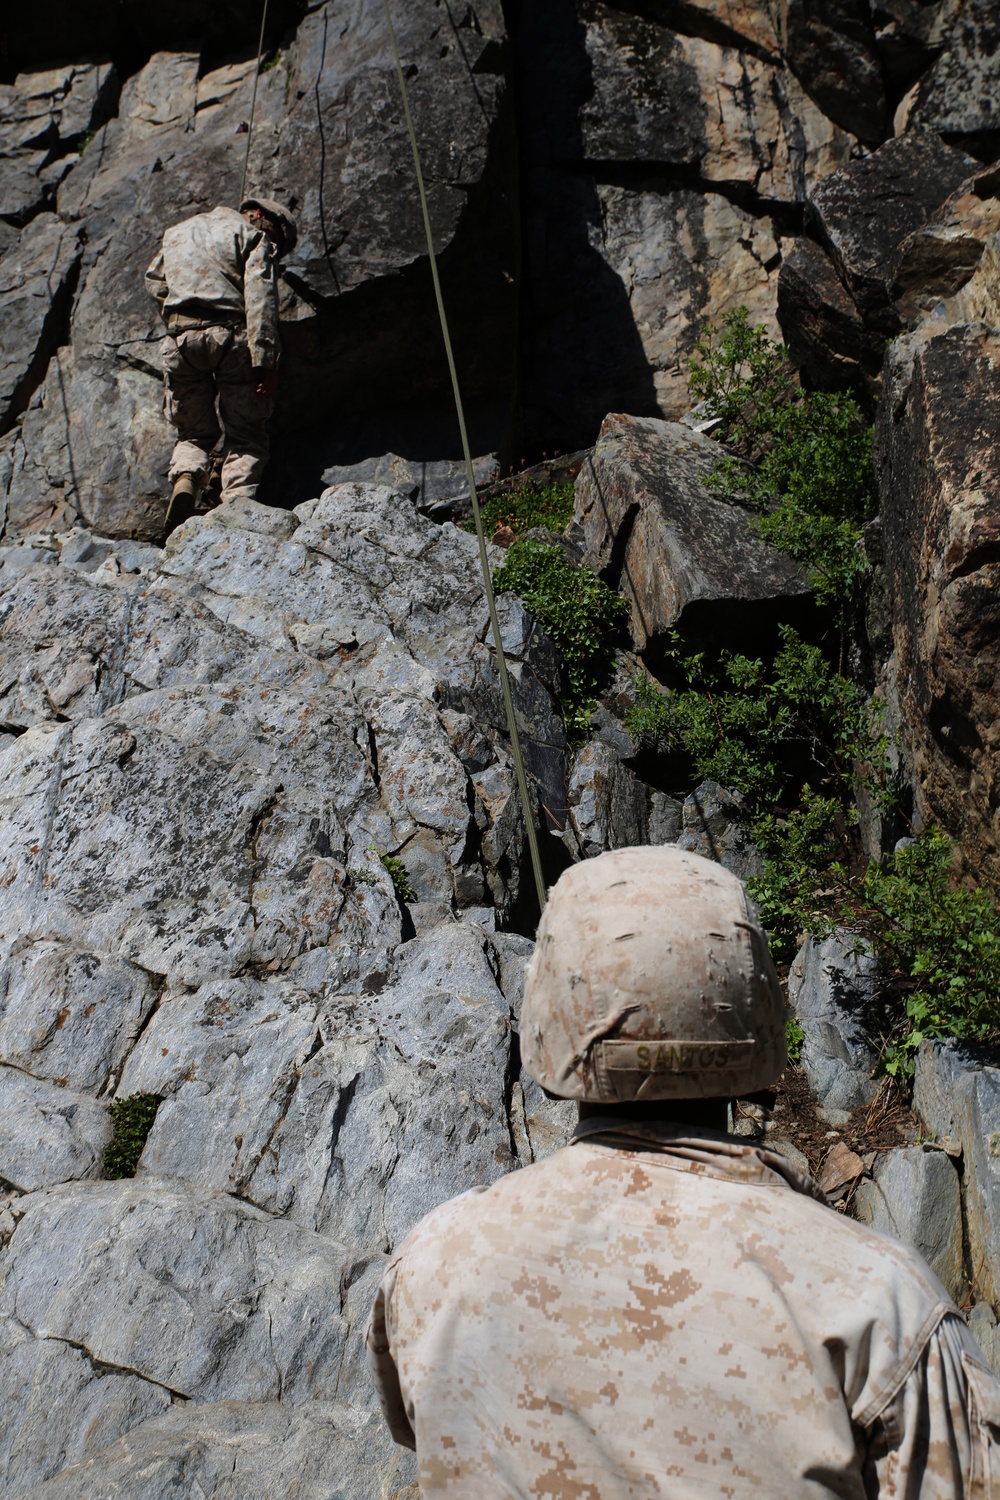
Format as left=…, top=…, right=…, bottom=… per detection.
left=104, top=1093, right=161, bottom=1179
left=348, top=864, right=378, bottom=887
left=689, top=308, right=875, bottom=613
left=260, top=50, right=282, bottom=72
left=465, top=481, right=575, bottom=541
left=785, top=1016, right=805, bottom=1064
left=493, top=537, right=627, bottom=729
left=381, top=853, right=416, bottom=902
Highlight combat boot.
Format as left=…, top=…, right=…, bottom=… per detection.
left=163, top=474, right=197, bottom=541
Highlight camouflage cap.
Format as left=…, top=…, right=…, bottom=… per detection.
left=521, top=845, right=787, bottom=1101
left=240, top=197, right=298, bottom=254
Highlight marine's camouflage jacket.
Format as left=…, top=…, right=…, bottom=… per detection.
left=368, top=1120, right=1000, bottom=1498
left=145, top=206, right=279, bottom=369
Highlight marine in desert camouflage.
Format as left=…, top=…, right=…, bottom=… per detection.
left=145, top=197, right=296, bottom=536
left=368, top=844, right=1000, bottom=1497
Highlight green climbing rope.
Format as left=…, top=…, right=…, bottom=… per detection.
left=239, top=0, right=270, bottom=205
left=381, top=0, right=548, bottom=915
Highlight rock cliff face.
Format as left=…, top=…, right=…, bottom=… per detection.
left=4, top=0, right=1000, bottom=1492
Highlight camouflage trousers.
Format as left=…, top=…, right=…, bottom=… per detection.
left=162, top=325, right=273, bottom=503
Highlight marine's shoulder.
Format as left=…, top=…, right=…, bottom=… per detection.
left=392, top=1147, right=586, bottom=1262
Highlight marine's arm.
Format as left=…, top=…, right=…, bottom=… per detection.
left=242, top=232, right=280, bottom=372
left=366, top=1262, right=417, bottom=1451
left=867, top=1313, right=1000, bottom=1497
left=144, top=249, right=168, bottom=312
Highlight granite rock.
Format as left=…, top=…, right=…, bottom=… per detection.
left=788, top=930, right=881, bottom=1111
left=807, top=132, right=979, bottom=333
left=914, top=1039, right=1000, bottom=1311
left=574, top=414, right=809, bottom=650
left=853, top=1145, right=966, bottom=1301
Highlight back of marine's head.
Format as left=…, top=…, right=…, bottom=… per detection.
left=521, top=845, right=787, bottom=1102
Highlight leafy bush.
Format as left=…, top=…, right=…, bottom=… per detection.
left=382, top=853, right=416, bottom=902
left=104, top=1093, right=161, bottom=1178
left=493, top=538, right=627, bottom=728
left=689, top=308, right=875, bottom=612
left=626, top=625, right=892, bottom=814
left=465, top=481, right=575, bottom=541
left=865, top=834, right=1000, bottom=1073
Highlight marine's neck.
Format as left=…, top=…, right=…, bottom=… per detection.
left=578, top=1099, right=730, bottom=1132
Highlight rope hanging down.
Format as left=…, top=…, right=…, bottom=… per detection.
left=240, top=0, right=271, bottom=205
left=381, top=0, right=548, bottom=916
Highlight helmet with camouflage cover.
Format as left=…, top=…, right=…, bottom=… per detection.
left=240, top=196, right=298, bottom=256
left=521, top=845, right=787, bottom=1101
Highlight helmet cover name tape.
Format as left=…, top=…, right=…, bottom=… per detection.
left=601, top=1039, right=756, bottom=1073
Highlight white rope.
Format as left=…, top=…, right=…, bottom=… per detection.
left=380, top=0, right=547, bottom=915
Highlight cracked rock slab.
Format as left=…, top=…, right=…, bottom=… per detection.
left=0, top=1065, right=109, bottom=1190
left=10, top=1397, right=414, bottom=1500
left=0, top=1318, right=171, bottom=1496
left=0, top=1179, right=354, bottom=1406
left=0, top=939, right=159, bottom=1093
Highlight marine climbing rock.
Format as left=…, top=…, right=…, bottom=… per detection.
left=368, top=844, right=1000, bottom=1497
left=145, top=196, right=297, bottom=538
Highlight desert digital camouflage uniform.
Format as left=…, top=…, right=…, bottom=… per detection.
left=369, top=1120, right=1000, bottom=1498
left=368, top=848, right=1000, bottom=1497
left=145, top=205, right=279, bottom=502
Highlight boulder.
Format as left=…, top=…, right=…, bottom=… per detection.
left=788, top=930, right=881, bottom=1112
left=907, top=0, right=1000, bottom=160
left=0, top=1180, right=360, bottom=1405
left=777, top=236, right=885, bottom=394
left=777, top=0, right=887, bottom=145
left=890, top=163, right=1000, bottom=327
left=913, top=1039, right=1000, bottom=1310
left=875, top=313, right=1000, bottom=873
left=0, top=941, right=159, bottom=1093
left=119, top=924, right=517, bottom=1255
left=574, top=414, right=809, bottom=651
left=852, top=1145, right=966, bottom=1301
left=675, top=780, right=763, bottom=881
left=564, top=739, right=651, bottom=858
left=807, top=132, right=979, bottom=333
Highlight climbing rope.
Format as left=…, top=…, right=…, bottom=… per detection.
left=239, top=0, right=271, bottom=205
left=381, top=0, right=548, bottom=915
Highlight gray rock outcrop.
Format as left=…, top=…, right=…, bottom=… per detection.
left=0, top=481, right=575, bottom=1494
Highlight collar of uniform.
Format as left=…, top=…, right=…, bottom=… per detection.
left=570, top=1117, right=829, bottom=1205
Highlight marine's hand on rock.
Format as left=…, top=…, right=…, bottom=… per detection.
left=254, top=368, right=277, bottom=399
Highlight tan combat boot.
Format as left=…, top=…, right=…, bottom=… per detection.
left=163, top=474, right=197, bottom=541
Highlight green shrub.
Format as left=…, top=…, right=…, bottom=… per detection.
left=689, top=308, right=875, bottom=612
left=493, top=538, right=627, bottom=728
left=865, top=833, right=1000, bottom=1073
left=785, top=1016, right=805, bottom=1064
left=465, top=482, right=575, bottom=541
left=626, top=625, right=892, bottom=813
left=104, top=1093, right=161, bottom=1178
left=382, top=853, right=416, bottom=902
